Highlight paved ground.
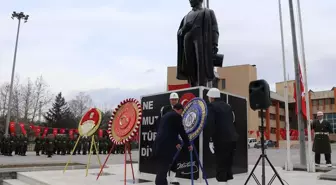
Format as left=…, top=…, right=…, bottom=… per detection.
left=1, top=148, right=335, bottom=167
left=12, top=164, right=336, bottom=185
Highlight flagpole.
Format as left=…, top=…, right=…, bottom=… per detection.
left=296, top=0, right=314, bottom=172
left=288, top=0, right=307, bottom=166
left=278, top=0, right=293, bottom=171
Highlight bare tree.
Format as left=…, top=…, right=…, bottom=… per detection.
left=11, top=76, right=22, bottom=122
left=21, top=78, right=34, bottom=123
left=31, top=76, right=52, bottom=122
left=68, top=92, right=93, bottom=119
left=0, top=83, right=10, bottom=118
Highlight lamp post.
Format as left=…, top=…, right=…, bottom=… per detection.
left=5, top=11, right=29, bottom=135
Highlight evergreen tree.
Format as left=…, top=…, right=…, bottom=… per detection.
left=44, top=92, right=76, bottom=128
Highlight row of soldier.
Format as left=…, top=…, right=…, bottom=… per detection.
left=0, top=134, right=28, bottom=156
left=34, top=135, right=126, bottom=158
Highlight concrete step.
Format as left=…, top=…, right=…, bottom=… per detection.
left=319, top=169, right=336, bottom=181
left=3, top=179, right=29, bottom=185
left=17, top=173, right=49, bottom=185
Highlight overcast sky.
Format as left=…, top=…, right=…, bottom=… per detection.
left=0, top=0, right=335, bottom=104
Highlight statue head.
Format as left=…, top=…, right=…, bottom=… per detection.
left=189, top=0, right=203, bottom=8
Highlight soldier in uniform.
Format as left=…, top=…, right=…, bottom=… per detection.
left=12, top=134, right=19, bottom=155
left=104, top=136, right=109, bottom=154
left=46, top=137, right=54, bottom=158
left=82, top=137, right=88, bottom=155
left=55, top=136, right=60, bottom=155
left=41, top=137, right=46, bottom=155
left=99, top=136, right=104, bottom=154
left=3, top=135, right=11, bottom=156
left=66, top=137, right=72, bottom=155
left=20, top=135, right=28, bottom=156
left=35, top=136, right=42, bottom=156
left=62, top=136, right=67, bottom=155
left=9, top=134, right=16, bottom=156
left=76, top=136, right=82, bottom=155
left=93, top=135, right=98, bottom=155
left=311, top=111, right=333, bottom=167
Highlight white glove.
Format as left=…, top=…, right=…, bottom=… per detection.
left=209, top=142, right=215, bottom=154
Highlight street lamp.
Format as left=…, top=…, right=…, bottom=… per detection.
left=5, top=11, right=29, bottom=135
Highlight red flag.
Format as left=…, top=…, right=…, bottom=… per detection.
left=168, top=84, right=191, bottom=91
left=256, top=131, right=260, bottom=138
left=293, top=65, right=307, bottom=120
left=9, top=122, right=16, bottom=133
left=35, top=126, right=41, bottom=137
left=29, top=124, right=35, bottom=130
left=69, top=129, right=74, bottom=139
left=53, top=128, right=58, bottom=136
left=42, top=127, right=48, bottom=137
left=60, top=128, right=66, bottom=134
left=98, top=129, right=103, bottom=138
left=19, top=123, right=27, bottom=135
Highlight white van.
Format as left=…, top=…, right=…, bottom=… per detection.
left=248, top=138, right=257, bottom=148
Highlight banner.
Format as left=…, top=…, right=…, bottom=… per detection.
left=168, top=84, right=191, bottom=91
left=69, top=129, right=74, bottom=139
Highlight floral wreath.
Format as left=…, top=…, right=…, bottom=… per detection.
left=108, top=98, right=142, bottom=145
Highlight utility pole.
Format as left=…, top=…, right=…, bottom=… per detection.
left=288, top=0, right=306, bottom=165
left=5, top=12, right=29, bottom=135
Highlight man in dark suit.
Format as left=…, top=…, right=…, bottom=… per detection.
left=158, top=92, right=180, bottom=184
left=154, top=103, right=193, bottom=185
left=206, top=88, right=238, bottom=185
left=311, top=111, right=333, bottom=167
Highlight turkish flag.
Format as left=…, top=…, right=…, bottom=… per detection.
left=35, top=126, right=41, bottom=137
left=293, top=64, right=307, bottom=120
left=168, top=84, right=191, bottom=91
left=180, top=93, right=196, bottom=107
left=53, top=128, right=58, bottom=136
left=69, top=129, right=74, bottom=139
left=98, top=129, right=103, bottom=138
left=9, top=122, right=16, bottom=133
left=60, top=128, right=66, bottom=134
left=19, top=123, right=26, bottom=135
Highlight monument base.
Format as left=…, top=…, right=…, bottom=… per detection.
left=139, top=86, right=248, bottom=179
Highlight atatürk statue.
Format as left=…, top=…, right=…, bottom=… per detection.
left=177, top=0, right=223, bottom=87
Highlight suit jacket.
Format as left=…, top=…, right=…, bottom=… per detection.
left=206, top=100, right=239, bottom=146
left=156, top=105, right=173, bottom=131
left=153, top=111, right=190, bottom=161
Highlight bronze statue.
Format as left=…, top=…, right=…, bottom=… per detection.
left=177, top=0, right=223, bottom=87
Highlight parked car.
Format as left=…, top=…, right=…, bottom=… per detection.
left=254, top=140, right=276, bottom=149
left=254, top=140, right=268, bottom=149
left=266, top=140, right=276, bottom=147
left=248, top=138, right=258, bottom=149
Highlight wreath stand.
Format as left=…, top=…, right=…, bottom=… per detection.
left=63, top=108, right=103, bottom=176
left=97, top=142, right=135, bottom=185
left=64, top=135, right=102, bottom=176
left=170, top=141, right=209, bottom=185
left=96, top=98, right=141, bottom=185
left=173, top=97, right=208, bottom=185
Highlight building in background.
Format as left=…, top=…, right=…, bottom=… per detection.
left=167, top=64, right=336, bottom=146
